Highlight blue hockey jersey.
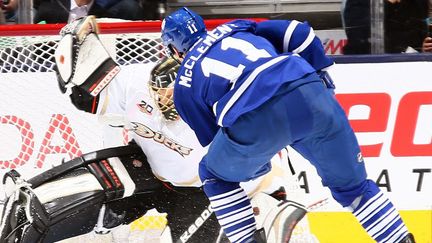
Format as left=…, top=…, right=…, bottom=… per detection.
left=174, top=20, right=334, bottom=146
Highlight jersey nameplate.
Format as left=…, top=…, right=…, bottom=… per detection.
left=178, top=24, right=237, bottom=88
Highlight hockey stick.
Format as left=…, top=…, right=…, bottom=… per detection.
left=27, top=143, right=142, bottom=188
left=174, top=204, right=214, bottom=243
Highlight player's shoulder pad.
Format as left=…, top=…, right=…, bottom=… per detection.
left=224, top=19, right=257, bottom=31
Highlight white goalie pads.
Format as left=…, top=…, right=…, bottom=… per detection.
left=54, top=15, right=120, bottom=96
left=251, top=192, right=307, bottom=243
left=0, top=144, right=160, bottom=243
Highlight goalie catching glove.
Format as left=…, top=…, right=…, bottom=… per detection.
left=54, top=15, right=120, bottom=113
left=0, top=143, right=163, bottom=243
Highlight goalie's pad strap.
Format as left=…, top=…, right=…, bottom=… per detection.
left=28, top=143, right=143, bottom=188
left=87, top=159, right=125, bottom=201
left=107, top=157, right=136, bottom=198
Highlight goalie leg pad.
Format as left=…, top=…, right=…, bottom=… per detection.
left=251, top=192, right=307, bottom=243
left=0, top=168, right=106, bottom=243
left=0, top=144, right=163, bottom=242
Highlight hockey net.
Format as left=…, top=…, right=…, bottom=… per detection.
left=0, top=21, right=164, bottom=73
left=0, top=18, right=256, bottom=170
left=0, top=18, right=240, bottom=169
left=0, top=20, right=165, bottom=172
left=0, top=19, right=228, bottom=243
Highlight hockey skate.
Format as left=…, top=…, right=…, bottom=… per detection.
left=252, top=228, right=267, bottom=243
left=399, top=233, right=416, bottom=243
left=251, top=191, right=307, bottom=243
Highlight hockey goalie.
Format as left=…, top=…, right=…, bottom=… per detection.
left=0, top=16, right=310, bottom=243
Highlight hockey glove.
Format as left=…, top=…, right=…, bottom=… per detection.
left=54, top=15, right=120, bottom=97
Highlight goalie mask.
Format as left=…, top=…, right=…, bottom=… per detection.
left=54, top=16, right=120, bottom=113
left=149, top=57, right=180, bottom=121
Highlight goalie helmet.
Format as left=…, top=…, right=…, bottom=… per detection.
left=54, top=16, right=120, bottom=113
left=149, top=57, right=180, bottom=121
left=161, top=7, right=206, bottom=55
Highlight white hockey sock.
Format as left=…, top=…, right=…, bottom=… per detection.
left=351, top=187, right=409, bottom=243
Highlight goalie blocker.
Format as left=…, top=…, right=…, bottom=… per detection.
left=0, top=142, right=219, bottom=243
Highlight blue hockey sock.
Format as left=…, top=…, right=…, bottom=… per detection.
left=199, top=163, right=257, bottom=243
left=350, top=180, right=409, bottom=243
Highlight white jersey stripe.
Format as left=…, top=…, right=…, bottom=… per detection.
left=213, top=101, right=218, bottom=116
left=381, top=224, right=408, bottom=243
left=292, top=28, right=316, bottom=54
left=219, top=205, right=253, bottom=221
left=220, top=208, right=254, bottom=226
left=226, top=222, right=256, bottom=237
left=357, top=197, right=389, bottom=223
left=369, top=210, right=399, bottom=237
left=366, top=207, right=395, bottom=231
left=223, top=214, right=255, bottom=230
left=354, top=191, right=383, bottom=216
left=213, top=196, right=249, bottom=211
left=359, top=199, right=390, bottom=224
left=373, top=214, right=401, bottom=239
left=210, top=187, right=243, bottom=200
left=211, top=191, right=247, bottom=209
left=283, top=20, right=300, bottom=52
left=217, top=55, right=289, bottom=126
left=232, top=227, right=256, bottom=243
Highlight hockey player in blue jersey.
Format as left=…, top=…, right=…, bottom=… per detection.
left=161, top=7, right=415, bottom=243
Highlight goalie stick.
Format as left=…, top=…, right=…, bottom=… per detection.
left=25, top=142, right=143, bottom=188
left=175, top=192, right=310, bottom=243
left=175, top=205, right=214, bottom=243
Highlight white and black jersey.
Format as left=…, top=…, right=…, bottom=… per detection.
left=97, top=63, right=204, bottom=187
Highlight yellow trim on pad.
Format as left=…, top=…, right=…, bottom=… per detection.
left=307, top=210, right=431, bottom=243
